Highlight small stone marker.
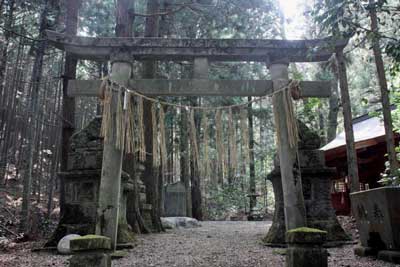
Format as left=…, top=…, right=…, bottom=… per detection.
left=57, top=234, right=81, bottom=255
left=286, top=227, right=328, bottom=267
left=69, top=235, right=112, bottom=267
left=164, top=182, right=187, bottom=217
left=161, top=217, right=201, bottom=229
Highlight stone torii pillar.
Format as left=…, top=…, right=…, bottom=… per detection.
left=96, top=54, right=132, bottom=250
left=270, top=62, right=307, bottom=230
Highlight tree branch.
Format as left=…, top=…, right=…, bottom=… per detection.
left=129, top=3, right=190, bottom=17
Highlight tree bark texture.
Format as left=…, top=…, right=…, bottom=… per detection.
left=60, top=0, right=80, bottom=217
left=143, top=0, right=163, bottom=232
left=369, top=0, right=399, bottom=175
left=20, top=0, right=49, bottom=233
left=248, top=97, right=257, bottom=212
left=335, top=48, right=360, bottom=193
left=0, top=0, right=16, bottom=183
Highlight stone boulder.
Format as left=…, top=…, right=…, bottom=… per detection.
left=161, top=217, right=201, bottom=229
left=57, top=234, right=81, bottom=254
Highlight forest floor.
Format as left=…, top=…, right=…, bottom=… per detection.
left=0, top=220, right=399, bottom=267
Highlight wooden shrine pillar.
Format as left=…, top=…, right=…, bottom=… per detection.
left=269, top=62, right=307, bottom=230
left=96, top=55, right=132, bottom=250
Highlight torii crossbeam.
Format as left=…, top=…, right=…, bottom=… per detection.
left=47, top=30, right=347, bottom=62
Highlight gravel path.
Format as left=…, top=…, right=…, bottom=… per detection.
left=0, top=221, right=399, bottom=267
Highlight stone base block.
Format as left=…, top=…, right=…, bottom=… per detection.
left=111, top=250, right=128, bottom=259
left=286, top=228, right=328, bottom=267
left=286, top=246, right=328, bottom=267
left=377, top=250, right=400, bottom=264
left=354, top=246, right=376, bottom=257
left=117, top=222, right=136, bottom=244
left=69, top=252, right=111, bottom=267
left=70, top=235, right=111, bottom=252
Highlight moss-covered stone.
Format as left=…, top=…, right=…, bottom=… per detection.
left=286, top=246, right=328, bottom=267
left=286, top=228, right=327, bottom=244
left=117, top=222, right=136, bottom=244
left=287, top=227, right=327, bottom=234
left=70, top=235, right=111, bottom=252
left=354, top=246, right=376, bottom=257
left=111, top=250, right=128, bottom=259
left=69, top=252, right=111, bottom=267
left=272, top=249, right=287, bottom=255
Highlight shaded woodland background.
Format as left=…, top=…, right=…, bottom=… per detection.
left=0, top=0, right=399, bottom=240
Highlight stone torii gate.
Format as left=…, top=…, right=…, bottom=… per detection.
left=46, top=30, right=347, bottom=250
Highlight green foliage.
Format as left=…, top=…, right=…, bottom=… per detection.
left=381, top=86, right=400, bottom=187
left=379, top=156, right=400, bottom=186
left=311, top=0, right=400, bottom=74
left=287, top=227, right=327, bottom=234
left=205, top=180, right=248, bottom=220
left=387, top=41, right=400, bottom=76
left=79, top=0, right=115, bottom=37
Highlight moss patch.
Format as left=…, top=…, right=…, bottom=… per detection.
left=111, top=250, right=128, bottom=259
left=70, top=235, right=111, bottom=252
left=117, top=223, right=136, bottom=244
left=286, top=227, right=327, bottom=244
left=287, top=227, right=327, bottom=234
left=272, top=249, right=287, bottom=256
left=73, top=235, right=103, bottom=240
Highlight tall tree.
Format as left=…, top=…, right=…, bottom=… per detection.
left=20, top=0, right=49, bottom=233
left=116, top=0, right=134, bottom=37
left=0, top=0, right=16, bottom=183
left=314, top=0, right=360, bottom=192
left=60, top=0, right=80, bottom=216
left=248, top=97, right=256, bottom=212
left=368, top=0, right=399, bottom=175
left=336, top=47, right=360, bottom=192
left=180, top=103, right=191, bottom=217
left=143, top=0, right=163, bottom=232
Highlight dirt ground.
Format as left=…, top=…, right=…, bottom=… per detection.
left=0, top=221, right=398, bottom=267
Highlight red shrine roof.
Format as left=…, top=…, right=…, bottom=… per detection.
left=321, top=115, right=386, bottom=153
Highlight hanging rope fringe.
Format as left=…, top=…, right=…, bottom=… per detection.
left=99, top=77, right=301, bottom=165
left=240, top=108, right=250, bottom=165
left=201, top=112, right=210, bottom=181
left=151, top=103, right=160, bottom=167
left=189, top=109, right=200, bottom=170
left=215, top=110, right=225, bottom=182
left=125, top=94, right=135, bottom=154
left=100, top=80, right=112, bottom=141
left=228, top=108, right=238, bottom=175
left=284, top=82, right=299, bottom=148
left=137, top=96, right=146, bottom=162
left=273, top=80, right=299, bottom=149
left=115, top=90, right=125, bottom=150
left=159, top=106, right=168, bottom=176
left=106, top=78, right=280, bottom=111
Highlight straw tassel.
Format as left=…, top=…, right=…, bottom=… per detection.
left=284, top=84, right=298, bottom=148
left=115, top=89, right=125, bottom=150
left=152, top=103, right=160, bottom=167
left=125, top=93, right=135, bottom=154
left=159, top=106, right=168, bottom=176
left=228, top=107, right=238, bottom=176
left=189, top=109, right=200, bottom=170
left=215, top=109, right=225, bottom=183
left=240, top=108, right=250, bottom=164
left=100, top=80, right=112, bottom=141
left=201, top=112, right=210, bottom=181
left=137, top=96, right=146, bottom=162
